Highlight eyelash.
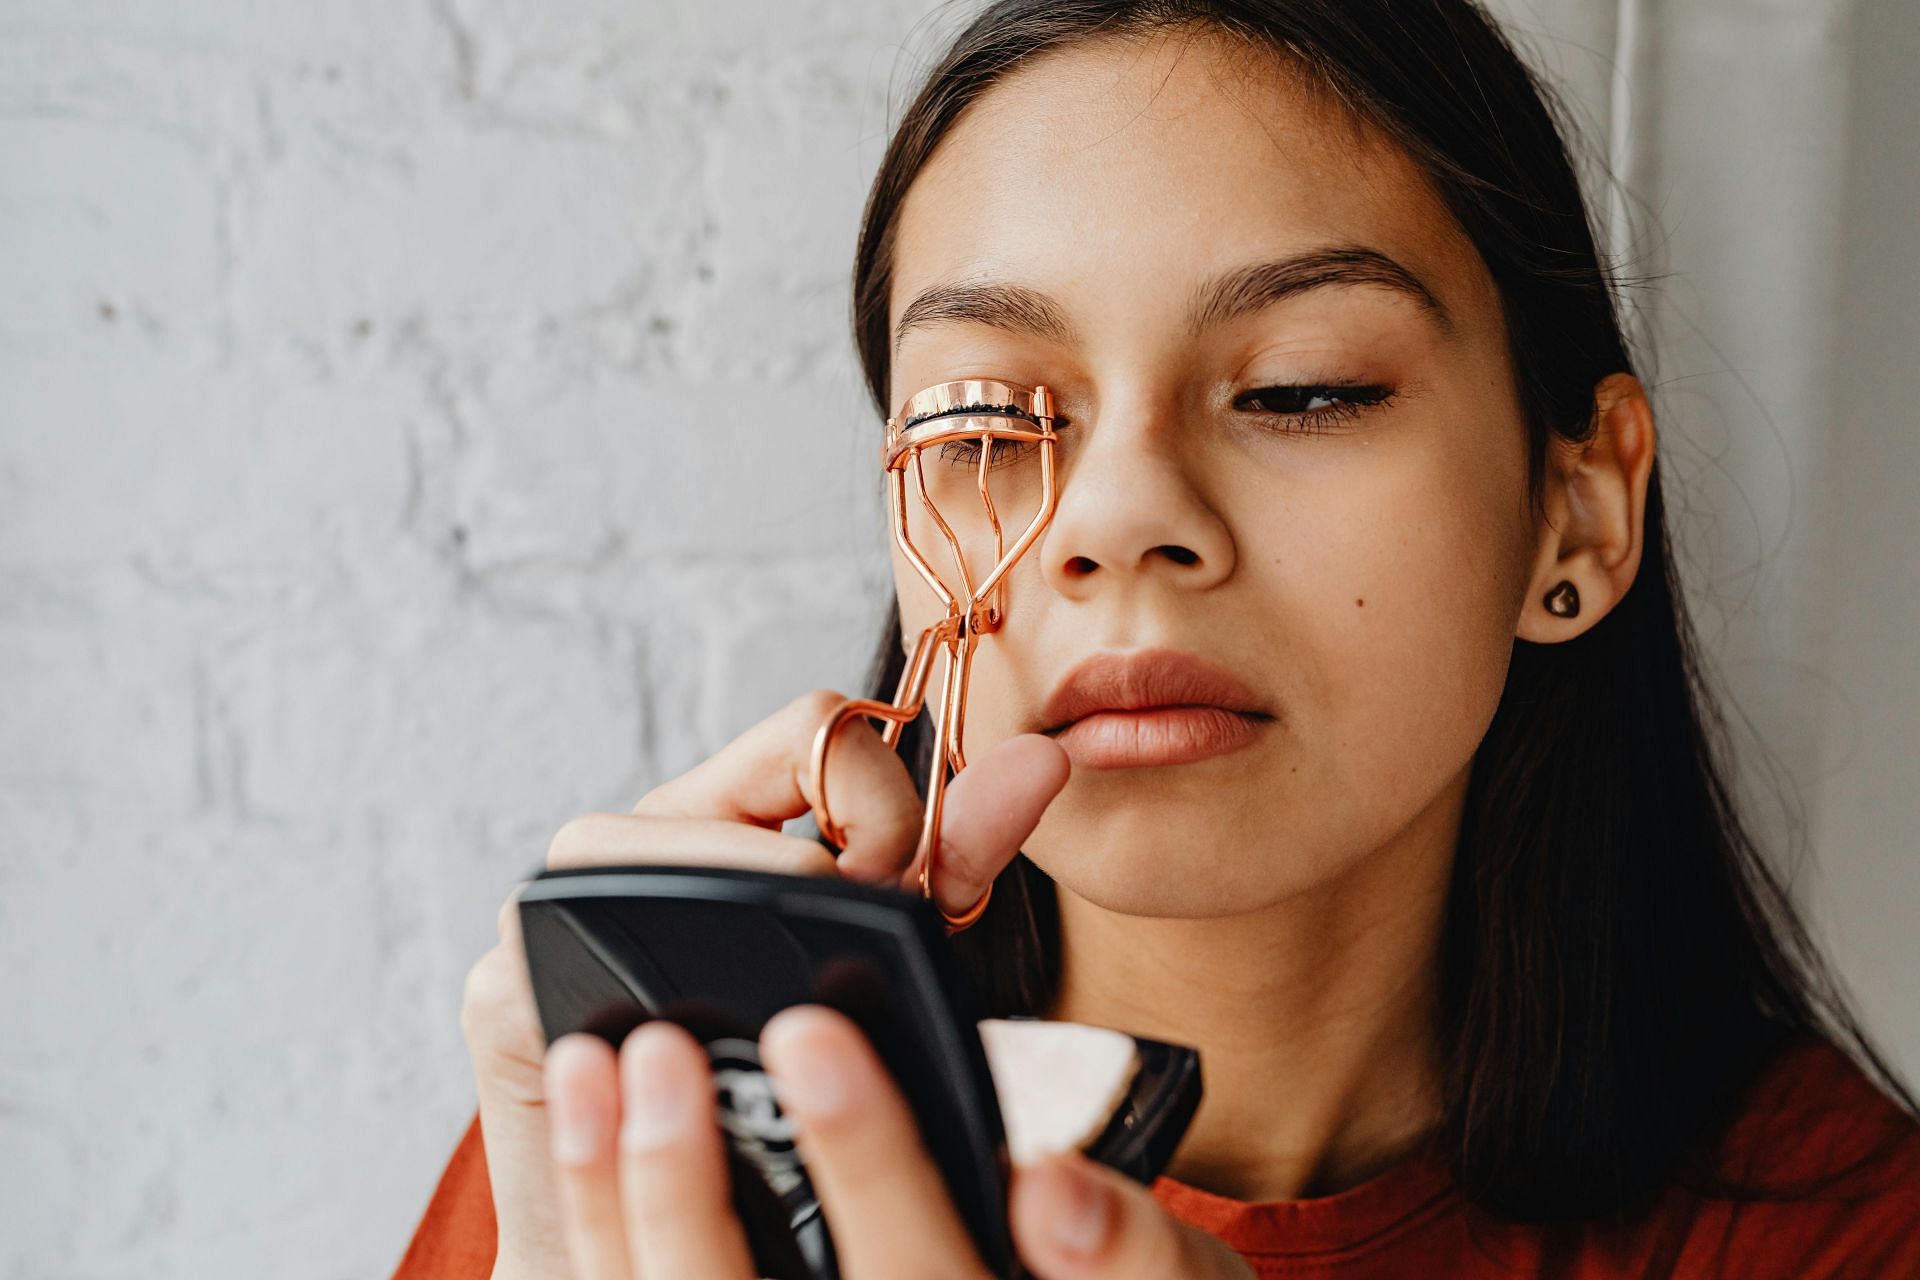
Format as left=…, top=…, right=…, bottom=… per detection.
left=1234, top=383, right=1396, bottom=434
left=932, top=383, right=1395, bottom=466
left=935, top=438, right=1040, bottom=470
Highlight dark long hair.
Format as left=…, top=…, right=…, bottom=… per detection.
left=844, top=0, right=1916, bottom=1222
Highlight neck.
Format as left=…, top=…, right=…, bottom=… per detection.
left=1041, top=773, right=1462, bottom=1203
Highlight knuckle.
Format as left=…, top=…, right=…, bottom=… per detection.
left=830, top=770, right=921, bottom=866
left=673, top=828, right=839, bottom=878
left=629, top=776, right=681, bottom=814
left=1119, top=1196, right=1204, bottom=1275
left=460, top=948, right=517, bottom=1034
left=553, top=811, right=839, bottom=879
left=546, top=811, right=653, bottom=870
left=544, top=813, right=599, bottom=867
left=623, top=1149, right=729, bottom=1226
left=865, top=787, right=923, bottom=849
left=776, top=843, right=842, bottom=877
left=461, top=948, right=543, bottom=1057
left=1175, top=1221, right=1237, bottom=1275
left=788, top=687, right=849, bottom=727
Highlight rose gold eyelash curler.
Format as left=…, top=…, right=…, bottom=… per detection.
left=808, top=379, right=1061, bottom=934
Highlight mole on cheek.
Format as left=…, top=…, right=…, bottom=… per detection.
left=1356, top=597, right=1366, bottom=607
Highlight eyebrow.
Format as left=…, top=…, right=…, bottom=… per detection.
left=891, top=245, right=1453, bottom=355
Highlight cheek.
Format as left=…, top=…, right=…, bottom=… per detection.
left=896, top=460, right=1053, bottom=603
left=891, top=565, right=1039, bottom=754
left=889, top=494, right=1052, bottom=755
left=891, top=543, right=943, bottom=633
left=887, top=547, right=1023, bottom=749
left=1279, top=435, right=1531, bottom=814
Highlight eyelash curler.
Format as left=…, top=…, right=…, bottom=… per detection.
left=807, top=378, right=1062, bottom=933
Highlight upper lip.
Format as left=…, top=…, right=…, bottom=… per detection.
left=1039, top=648, right=1269, bottom=734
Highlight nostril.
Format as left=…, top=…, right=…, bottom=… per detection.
left=1065, top=554, right=1099, bottom=576
left=1156, top=544, right=1200, bottom=566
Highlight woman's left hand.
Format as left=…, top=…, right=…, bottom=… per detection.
left=542, top=1005, right=1253, bottom=1279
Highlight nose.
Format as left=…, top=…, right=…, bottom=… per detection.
left=1038, top=408, right=1235, bottom=601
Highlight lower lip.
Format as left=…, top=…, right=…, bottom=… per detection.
left=1052, top=706, right=1267, bottom=769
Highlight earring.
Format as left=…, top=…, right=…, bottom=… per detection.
left=1543, top=580, right=1581, bottom=618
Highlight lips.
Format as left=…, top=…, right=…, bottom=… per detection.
left=1040, top=649, right=1272, bottom=769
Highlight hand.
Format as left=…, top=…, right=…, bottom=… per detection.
left=460, top=689, right=1072, bottom=1276
left=540, top=1003, right=1253, bottom=1279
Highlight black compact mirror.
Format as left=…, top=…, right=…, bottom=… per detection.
left=517, top=865, right=1201, bottom=1280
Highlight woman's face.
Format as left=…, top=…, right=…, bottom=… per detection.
left=884, top=29, right=1541, bottom=918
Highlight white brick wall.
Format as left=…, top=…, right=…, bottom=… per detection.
left=4, top=2, right=1916, bottom=1277
left=0, top=2, right=929, bottom=1273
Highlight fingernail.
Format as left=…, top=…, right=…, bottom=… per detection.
left=546, top=1037, right=611, bottom=1166
left=763, top=1010, right=852, bottom=1117
left=620, top=1023, right=696, bottom=1152
left=1045, top=1158, right=1111, bottom=1259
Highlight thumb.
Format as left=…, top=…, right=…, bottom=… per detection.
left=917, top=732, right=1069, bottom=917
left=1011, top=1151, right=1254, bottom=1279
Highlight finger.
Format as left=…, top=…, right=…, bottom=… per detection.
left=758, top=1005, right=984, bottom=1275
left=617, top=1021, right=757, bottom=1280
left=918, top=732, right=1070, bottom=918
left=635, top=690, right=923, bottom=881
left=544, top=1034, right=637, bottom=1280
left=462, top=942, right=546, bottom=1081
left=463, top=939, right=566, bottom=1273
left=547, top=812, right=840, bottom=877
left=1010, top=1151, right=1253, bottom=1279
left=494, top=880, right=528, bottom=945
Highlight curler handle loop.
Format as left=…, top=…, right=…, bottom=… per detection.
left=809, top=618, right=993, bottom=933
left=808, top=695, right=920, bottom=850
left=934, top=876, right=992, bottom=932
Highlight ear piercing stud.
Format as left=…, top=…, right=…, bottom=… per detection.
left=1544, top=580, right=1581, bottom=618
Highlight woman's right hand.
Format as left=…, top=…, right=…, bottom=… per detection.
left=458, top=688, right=1071, bottom=1278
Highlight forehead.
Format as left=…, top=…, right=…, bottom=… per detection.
left=889, top=27, right=1482, bottom=351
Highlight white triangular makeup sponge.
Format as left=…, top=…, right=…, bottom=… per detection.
left=977, top=1018, right=1141, bottom=1166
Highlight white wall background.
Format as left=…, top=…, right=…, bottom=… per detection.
left=1, top=1, right=1914, bottom=1276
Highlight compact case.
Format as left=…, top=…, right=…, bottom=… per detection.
left=518, top=865, right=1203, bottom=1280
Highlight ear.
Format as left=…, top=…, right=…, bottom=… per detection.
left=1515, top=372, right=1657, bottom=643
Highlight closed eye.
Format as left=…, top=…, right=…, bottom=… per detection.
left=935, top=435, right=1044, bottom=470
left=903, top=400, right=1040, bottom=430
left=1235, top=383, right=1395, bottom=433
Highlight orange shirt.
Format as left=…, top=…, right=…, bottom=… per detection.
left=392, top=1037, right=1920, bottom=1278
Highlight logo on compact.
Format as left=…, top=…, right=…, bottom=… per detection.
left=705, top=1036, right=820, bottom=1228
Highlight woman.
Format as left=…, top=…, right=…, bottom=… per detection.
left=397, top=1, right=1920, bottom=1276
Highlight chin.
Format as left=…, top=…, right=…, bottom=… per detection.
left=1023, top=809, right=1288, bottom=919
left=1029, top=790, right=1374, bottom=921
